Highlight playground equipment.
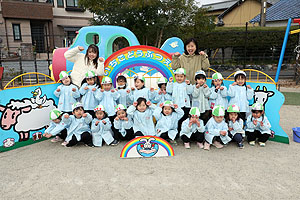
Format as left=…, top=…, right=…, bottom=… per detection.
left=0, top=25, right=289, bottom=152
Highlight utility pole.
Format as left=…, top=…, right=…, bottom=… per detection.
left=260, top=0, right=267, bottom=27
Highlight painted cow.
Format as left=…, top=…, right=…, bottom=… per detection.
left=253, top=86, right=275, bottom=108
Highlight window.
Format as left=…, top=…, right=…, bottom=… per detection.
left=57, top=0, right=64, bottom=7
left=12, top=24, right=22, bottom=41
left=66, top=0, right=78, bottom=7
left=86, top=33, right=100, bottom=45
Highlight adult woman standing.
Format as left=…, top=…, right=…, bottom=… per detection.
left=172, top=38, right=210, bottom=84
left=64, top=44, right=105, bottom=87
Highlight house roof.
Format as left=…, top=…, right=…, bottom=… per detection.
left=250, top=0, right=300, bottom=23
left=202, top=0, right=238, bottom=12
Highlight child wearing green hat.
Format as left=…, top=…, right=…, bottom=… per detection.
left=54, top=71, right=80, bottom=114
left=209, top=72, right=228, bottom=110
left=226, top=104, right=245, bottom=149
left=153, top=101, right=184, bottom=144
left=180, top=107, right=205, bottom=149
left=43, top=109, right=68, bottom=144
left=204, top=105, right=231, bottom=150
left=245, top=103, right=271, bottom=147
left=153, top=77, right=172, bottom=105
left=79, top=70, right=100, bottom=118
left=113, top=104, right=134, bottom=141
left=127, top=75, right=156, bottom=103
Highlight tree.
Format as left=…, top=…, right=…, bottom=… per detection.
left=79, top=0, right=215, bottom=47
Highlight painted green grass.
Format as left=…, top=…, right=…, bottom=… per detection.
left=282, top=92, right=300, bottom=106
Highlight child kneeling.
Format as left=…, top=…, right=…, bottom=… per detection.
left=204, top=105, right=231, bottom=150
left=180, top=107, right=205, bottom=149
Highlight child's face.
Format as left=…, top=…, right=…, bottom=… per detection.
left=117, top=109, right=126, bottom=120
left=229, top=112, right=238, bottom=121
left=252, top=110, right=263, bottom=119
left=186, top=41, right=196, bottom=55
left=160, top=84, right=166, bottom=91
left=190, top=115, right=199, bottom=121
left=73, top=107, right=84, bottom=118
left=196, top=78, right=206, bottom=86
left=236, top=76, right=246, bottom=86
left=117, top=79, right=126, bottom=88
left=87, top=49, right=97, bottom=60
left=175, top=74, right=185, bottom=83
left=62, top=77, right=71, bottom=86
left=53, top=118, right=61, bottom=124
left=86, top=77, right=95, bottom=85
left=135, top=79, right=144, bottom=89
left=213, top=79, right=223, bottom=87
left=95, top=110, right=105, bottom=120
left=102, top=83, right=112, bottom=91
left=213, top=115, right=224, bottom=123
left=137, top=101, right=147, bottom=112
left=163, top=106, right=172, bottom=116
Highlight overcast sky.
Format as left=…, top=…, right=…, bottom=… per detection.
left=196, top=0, right=227, bottom=6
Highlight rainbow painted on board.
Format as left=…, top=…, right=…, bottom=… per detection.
left=120, top=136, right=175, bottom=158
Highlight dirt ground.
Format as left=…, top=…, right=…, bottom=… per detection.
left=0, top=104, right=300, bottom=200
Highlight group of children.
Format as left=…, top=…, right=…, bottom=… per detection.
left=43, top=67, right=272, bottom=150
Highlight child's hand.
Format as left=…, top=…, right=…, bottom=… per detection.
left=169, top=77, right=173, bottom=82
left=185, top=80, right=190, bottom=85
left=174, top=52, right=181, bottom=56
left=78, top=46, right=84, bottom=51
left=247, top=85, right=252, bottom=89
left=203, top=84, right=208, bottom=88
left=158, top=90, right=162, bottom=95
left=196, top=120, right=200, bottom=127
left=196, top=84, right=200, bottom=89
left=232, top=118, right=236, bottom=123
left=133, top=102, right=138, bottom=107
left=131, top=87, right=135, bottom=91
left=146, top=101, right=151, bottom=106
left=111, top=89, right=115, bottom=93
left=115, top=116, right=119, bottom=121
left=253, top=119, right=257, bottom=125
left=199, top=51, right=206, bottom=56
left=220, top=86, right=224, bottom=90
left=220, top=131, right=227, bottom=136
left=162, top=90, right=166, bottom=94
left=82, top=113, right=87, bottom=118
left=228, top=127, right=233, bottom=131
left=150, top=88, right=154, bottom=92
left=45, top=133, right=52, bottom=138
left=159, top=103, right=164, bottom=108
left=260, top=121, right=264, bottom=127
left=84, top=86, right=89, bottom=90
left=126, top=89, right=131, bottom=94
left=124, top=117, right=128, bottom=121
left=99, top=57, right=105, bottom=62
left=72, top=88, right=77, bottom=92
left=56, top=89, right=61, bottom=92
left=188, top=120, right=193, bottom=127
left=115, top=89, right=118, bottom=91
left=95, top=121, right=100, bottom=126
left=92, top=88, right=96, bottom=91
left=100, top=89, right=104, bottom=92
left=215, top=85, right=220, bottom=90
left=102, top=120, right=106, bottom=124
left=174, top=104, right=178, bottom=109
left=232, top=82, right=237, bottom=86
left=64, top=114, right=69, bottom=119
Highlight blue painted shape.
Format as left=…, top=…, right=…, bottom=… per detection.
left=0, top=84, right=59, bottom=150
left=160, top=37, right=184, bottom=54
left=275, top=18, right=292, bottom=83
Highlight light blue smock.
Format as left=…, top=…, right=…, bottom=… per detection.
left=113, top=116, right=133, bottom=137
left=91, top=118, right=114, bottom=146
left=209, top=86, right=228, bottom=110
left=127, top=104, right=156, bottom=136
left=128, top=87, right=156, bottom=103
left=166, top=82, right=193, bottom=108
left=180, top=118, right=205, bottom=138
left=44, top=121, right=68, bottom=136
left=153, top=107, right=184, bottom=140
left=54, top=84, right=80, bottom=112
left=192, top=85, right=211, bottom=113
left=228, top=84, right=254, bottom=112
left=245, top=115, right=271, bottom=135
left=62, top=113, right=92, bottom=142
left=153, top=90, right=172, bottom=105
left=228, top=119, right=245, bottom=137
left=79, top=83, right=100, bottom=111
left=116, top=87, right=131, bottom=107
left=96, top=89, right=120, bottom=117
left=205, top=117, right=231, bottom=144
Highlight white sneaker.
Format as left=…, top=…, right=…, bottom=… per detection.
left=249, top=141, right=255, bottom=146
left=259, top=142, right=266, bottom=147
left=197, top=142, right=204, bottom=149
left=184, top=143, right=191, bottom=149
left=61, top=141, right=68, bottom=147
left=51, top=136, right=63, bottom=143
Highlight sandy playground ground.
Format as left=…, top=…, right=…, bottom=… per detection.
left=1, top=104, right=300, bottom=199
